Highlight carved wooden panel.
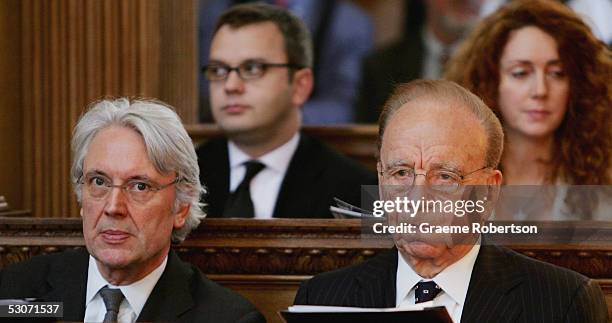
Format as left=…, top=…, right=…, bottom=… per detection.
left=1, top=218, right=611, bottom=322
left=511, top=246, right=612, bottom=279
left=1, top=218, right=611, bottom=278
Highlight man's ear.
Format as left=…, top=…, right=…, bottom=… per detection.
left=173, top=204, right=191, bottom=229
left=482, top=169, right=503, bottom=220
left=487, top=169, right=503, bottom=186
left=290, top=68, right=314, bottom=108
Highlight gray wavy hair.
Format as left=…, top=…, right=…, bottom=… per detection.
left=71, top=97, right=206, bottom=243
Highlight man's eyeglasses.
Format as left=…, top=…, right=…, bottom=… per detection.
left=78, top=174, right=181, bottom=204
left=378, top=166, right=490, bottom=194
left=202, top=61, right=304, bottom=81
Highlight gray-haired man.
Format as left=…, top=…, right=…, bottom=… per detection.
left=295, top=80, right=608, bottom=323
left=0, top=98, right=264, bottom=322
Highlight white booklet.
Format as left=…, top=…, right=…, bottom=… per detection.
left=280, top=302, right=452, bottom=323
left=330, top=197, right=375, bottom=219
left=287, top=302, right=432, bottom=312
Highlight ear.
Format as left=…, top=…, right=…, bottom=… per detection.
left=487, top=169, right=503, bottom=186
left=290, top=68, right=314, bottom=108
left=173, top=203, right=191, bottom=229
left=80, top=208, right=83, bottom=217
left=482, top=169, right=503, bottom=220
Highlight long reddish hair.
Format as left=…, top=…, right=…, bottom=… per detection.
left=446, top=0, right=611, bottom=185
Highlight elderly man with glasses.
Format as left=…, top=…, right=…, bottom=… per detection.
left=0, top=98, right=264, bottom=323
left=294, top=80, right=609, bottom=323
left=197, top=3, right=375, bottom=219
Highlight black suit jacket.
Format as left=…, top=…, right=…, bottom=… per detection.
left=355, top=29, right=425, bottom=123
left=0, top=248, right=264, bottom=323
left=294, top=244, right=609, bottom=323
left=197, top=134, right=377, bottom=218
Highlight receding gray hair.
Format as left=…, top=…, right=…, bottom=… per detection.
left=71, top=98, right=206, bottom=243
left=378, top=80, right=504, bottom=168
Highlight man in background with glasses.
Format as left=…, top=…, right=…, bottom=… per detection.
left=0, top=98, right=264, bottom=322
left=198, top=3, right=375, bottom=219
left=294, top=80, right=608, bottom=323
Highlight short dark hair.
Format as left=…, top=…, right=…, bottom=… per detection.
left=214, top=2, right=313, bottom=70
left=378, top=80, right=504, bottom=169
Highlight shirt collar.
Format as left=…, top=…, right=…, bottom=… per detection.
left=228, top=132, right=300, bottom=173
left=431, top=239, right=480, bottom=306
left=396, top=237, right=481, bottom=306
left=86, top=254, right=168, bottom=317
left=396, top=250, right=425, bottom=306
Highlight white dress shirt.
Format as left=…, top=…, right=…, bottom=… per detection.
left=84, top=255, right=167, bottom=323
left=396, top=240, right=481, bottom=323
left=228, top=133, right=300, bottom=218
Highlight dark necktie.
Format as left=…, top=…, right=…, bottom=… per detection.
left=415, top=281, right=442, bottom=303
left=99, top=286, right=124, bottom=323
left=223, top=161, right=265, bottom=218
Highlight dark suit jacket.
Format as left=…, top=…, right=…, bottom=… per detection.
left=355, top=30, right=425, bottom=123
left=294, top=244, right=609, bottom=323
left=197, top=133, right=377, bottom=218
left=0, top=248, right=265, bottom=323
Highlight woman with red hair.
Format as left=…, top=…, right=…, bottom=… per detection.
left=446, top=0, right=611, bottom=219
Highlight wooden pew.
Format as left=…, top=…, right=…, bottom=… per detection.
left=185, top=124, right=379, bottom=171
left=1, top=217, right=611, bottom=322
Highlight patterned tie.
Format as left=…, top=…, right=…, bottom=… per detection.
left=415, top=281, right=442, bottom=303
left=223, top=161, right=265, bottom=218
left=99, top=286, right=124, bottom=323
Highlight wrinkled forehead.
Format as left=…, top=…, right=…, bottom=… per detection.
left=381, top=99, right=487, bottom=168
left=83, top=126, right=163, bottom=179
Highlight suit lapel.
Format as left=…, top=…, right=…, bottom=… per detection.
left=353, top=248, right=398, bottom=308
left=273, top=134, right=325, bottom=218
left=199, top=139, right=230, bottom=217
left=43, top=248, right=89, bottom=321
left=461, top=244, right=523, bottom=323
left=348, top=244, right=524, bottom=319
left=138, top=250, right=194, bottom=321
